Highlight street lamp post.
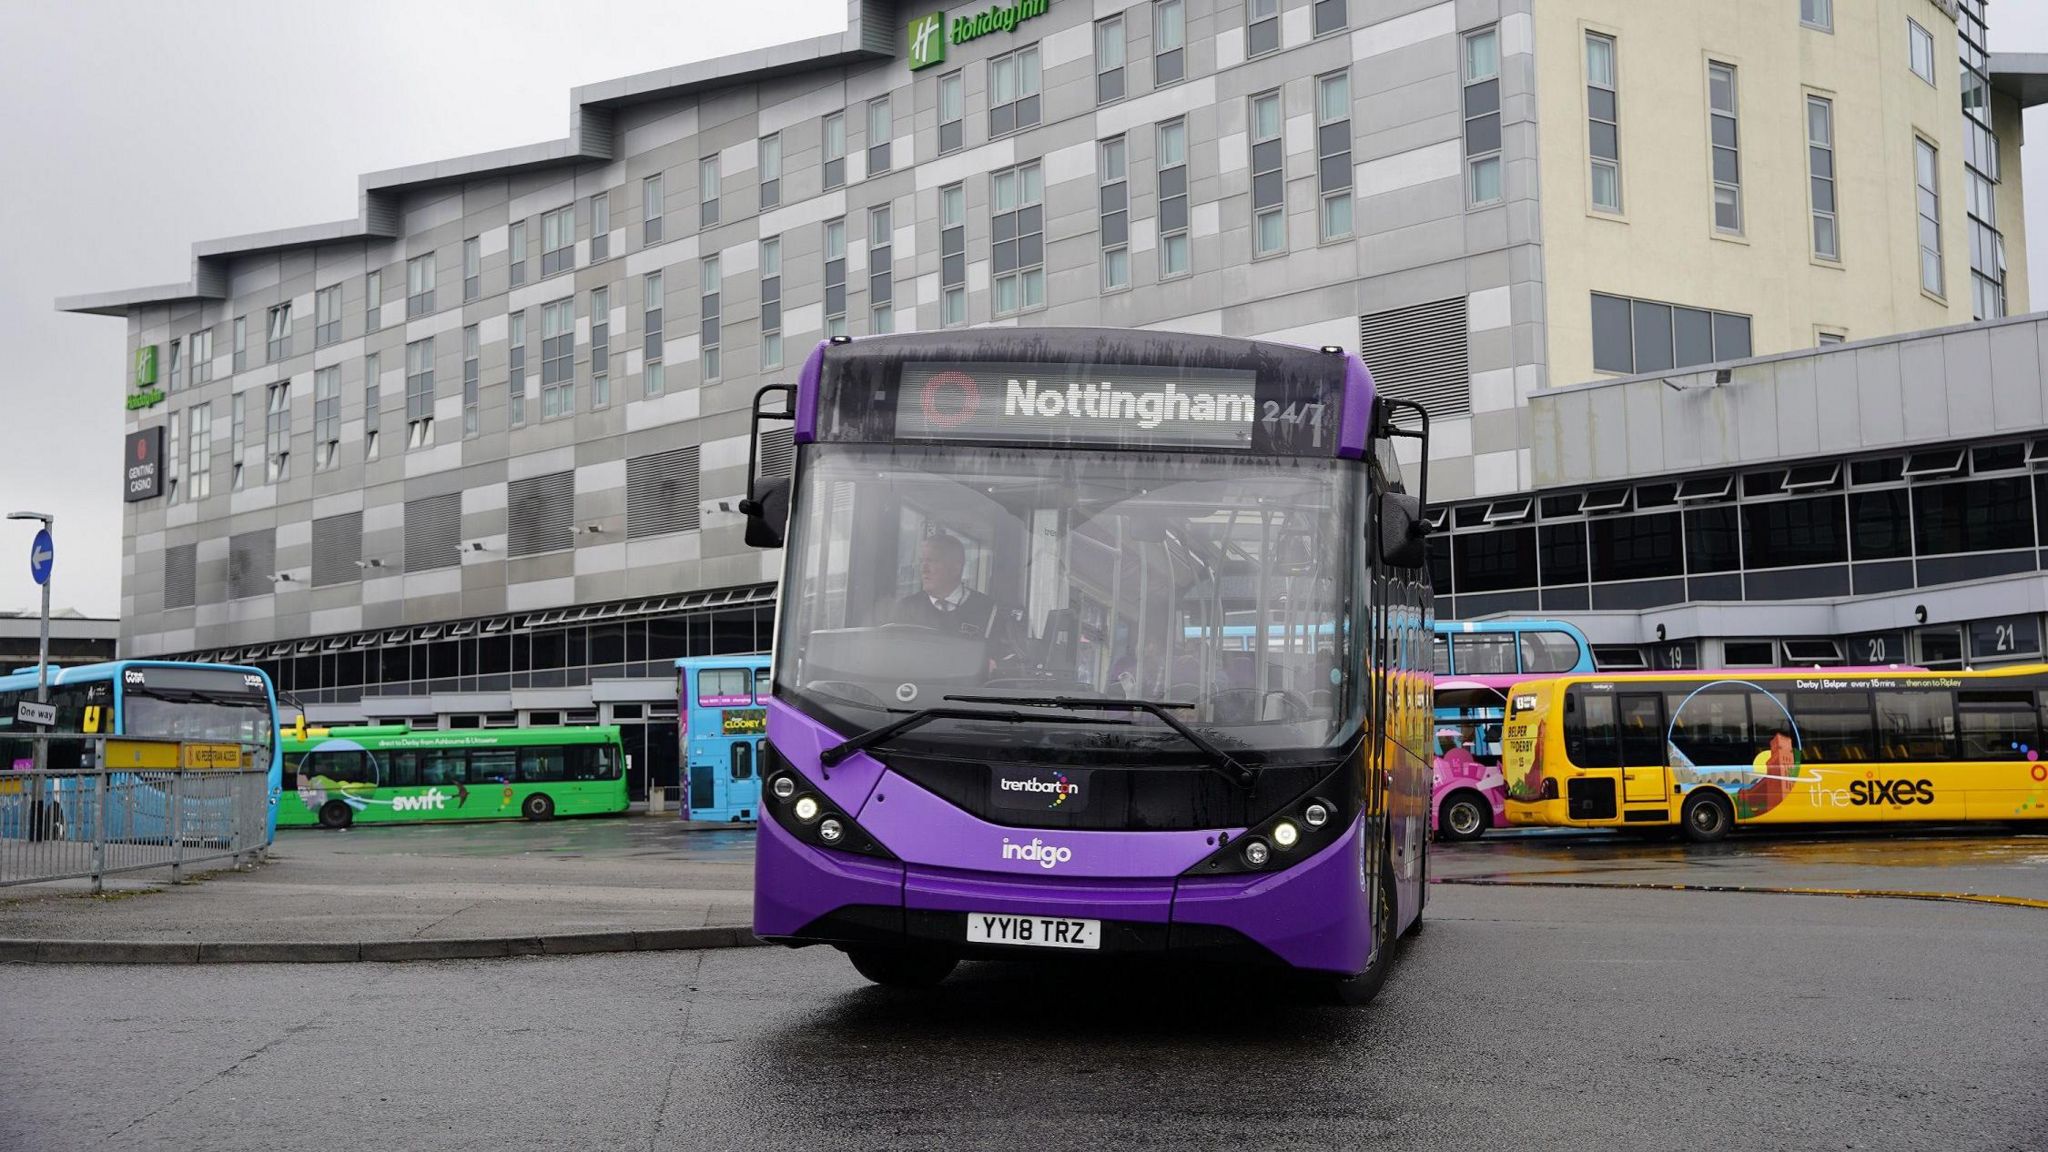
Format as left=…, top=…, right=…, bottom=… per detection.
left=9, top=511, right=54, bottom=772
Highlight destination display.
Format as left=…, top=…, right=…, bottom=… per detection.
left=894, top=362, right=1258, bottom=450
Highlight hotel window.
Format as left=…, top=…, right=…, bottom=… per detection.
left=590, top=286, right=611, bottom=408
left=590, top=191, right=610, bottom=261
left=1250, top=91, right=1285, bottom=256
left=1157, top=119, right=1189, bottom=278
left=759, top=134, right=782, bottom=208
left=1247, top=0, right=1278, bottom=57
left=1313, top=0, right=1345, bottom=37
left=462, top=324, right=480, bottom=437
left=869, top=206, right=894, bottom=334
left=1908, top=18, right=1935, bottom=85
left=233, top=314, right=248, bottom=371
left=1708, top=62, right=1741, bottom=233
left=166, top=411, right=180, bottom=502
left=406, top=253, right=435, bottom=318
left=642, top=271, right=665, bottom=397
left=1586, top=33, right=1620, bottom=212
left=1916, top=137, right=1943, bottom=296
left=992, top=162, right=1044, bottom=314
left=187, top=403, right=211, bottom=499
left=1591, top=292, right=1752, bottom=374
left=316, top=284, right=343, bottom=345
left=463, top=236, right=480, bottom=301
left=361, top=353, right=378, bottom=462
left=542, top=205, right=574, bottom=277
left=824, top=219, right=848, bottom=337
left=190, top=328, right=212, bottom=384
left=1463, top=28, right=1501, bottom=206
left=989, top=45, right=1041, bottom=136
left=231, top=390, right=247, bottom=486
left=266, top=303, right=290, bottom=360
left=167, top=338, right=182, bottom=393
left=266, top=381, right=292, bottom=481
left=868, top=97, right=893, bottom=174
left=643, top=174, right=664, bottom=245
left=1100, top=136, right=1129, bottom=290
left=315, top=366, right=341, bottom=468
left=509, top=310, right=528, bottom=424
left=365, top=270, right=381, bottom=333
left=1808, top=96, right=1838, bottom=260
left=1800, top=0, right=1831, bottom=32
left=509, top=220, right=528, bottom=286
left=1155, top=0, right=1184, bottom=84
left=760, top=237, right=782, bottom=370
left=823, top=112, right=846, bottom=190
left=542, top=298, right=575, bottom=416
left=404, top=337, right=434, bottom=447
left=1317, top=71, right=1353, bottom=241
left=699, top=258, right=722, bottom=382
left=1096, top=16, right=1125, bottom=105
left=698, top=157, right=720, bottom=229
left=941, top=184, right=967, bottom=325
left=266, top=302, right=291, bottom=363
left=938, top=72, right=964, bottom=155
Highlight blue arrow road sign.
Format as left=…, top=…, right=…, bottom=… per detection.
left=29, top=529, right=52, bottom=586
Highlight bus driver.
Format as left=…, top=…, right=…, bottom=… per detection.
left=893, top=532, right=1000, bottom=639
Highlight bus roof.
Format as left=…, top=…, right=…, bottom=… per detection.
left=281, top=724, right=622, bottom=753
left=1432, top=618, right=1588, bottom=637
left=674, top=654, right=771, bottom=670
left=0, top=658, right=270, bottom=695
left=1513, top=664, right=2048, bottom=694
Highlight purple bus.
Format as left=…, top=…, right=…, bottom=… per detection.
left=735, top=329, right=1435, bottom=1004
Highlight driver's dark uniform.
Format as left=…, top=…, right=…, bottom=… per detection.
left=891, top=585, right=1000, bottom=639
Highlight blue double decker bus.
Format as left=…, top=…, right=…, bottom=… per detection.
left=675, top=654, right=772, bottom=822
left=734, top=329, right=1436, bottom=1004
left=0, top=660, right=282, bottom=840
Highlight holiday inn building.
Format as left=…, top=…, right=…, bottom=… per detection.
left=61, top=0, right=2048, bottom=794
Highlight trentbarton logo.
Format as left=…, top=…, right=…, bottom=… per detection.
left=999, top=772, right=1078, bottom=809
left=1000, top=836, right=1073, bottom=870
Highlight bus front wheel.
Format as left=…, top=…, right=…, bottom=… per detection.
left=318, top=800, right=353, bottom=830
left=1328, top=858, right=1399, bottom=1006
left=1437, top=791, right=1490, bottom=841
left=848, top=947, right=958, bottom=989
left=522, top=793, right=555, bottom=821
left=1681, top=791, right=1734, bottom=844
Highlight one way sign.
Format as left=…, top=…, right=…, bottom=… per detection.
left=17, top=701, right=56, bottom=727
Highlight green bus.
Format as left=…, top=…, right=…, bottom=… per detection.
left=278, top=724, right=628, bottom=829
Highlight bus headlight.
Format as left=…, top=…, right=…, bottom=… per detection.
left=1271, top=821, right=1299, bottom=849
left=759, top=745, right=895, bottom=861
left=1242, top=840, right=1271, bottom=867
left=1303, top=803, right=1329, bottom=828
left=819, top=817, right=844, bottom=844
left=1183, top=763, right=1359, bottom=877
left=793, top=795, right=821, bottom=823
left=772, top=775, right=797, bottom=800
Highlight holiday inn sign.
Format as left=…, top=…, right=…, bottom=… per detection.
left=908, top=0, right=1050, bottom=70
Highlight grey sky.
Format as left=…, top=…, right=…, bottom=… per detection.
left=3, top=1, right=2046, bottom=617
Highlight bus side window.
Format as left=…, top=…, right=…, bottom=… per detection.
left=386, top=752, right=418, bottom=788
left=1432, top=636, right=1450, bottom=676
left=307, top=749, right=371, bottom=785
left=1520, top=631, right=1583, bottom=675
left=1566, top=691, right=1622, bottom=768
left=1788, top=690, right=1874, bottom=763
left=518, top=749, right=566, bottom=782
left=420, top=752, right=464, bottom=786
left=470, top=750, right=517, bottom=784
left=1665, top=689, right=1751, bottom=768
left=754, top=668, right=771, bottom=700
left=1875, top=691, right=1956, bottom=761
left=1956, top=691, right=2039, bottom=761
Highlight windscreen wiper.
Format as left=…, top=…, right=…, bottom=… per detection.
left=818, top=705, right=1125, bottom=767
left=944, top=695, right=1255, bottom=790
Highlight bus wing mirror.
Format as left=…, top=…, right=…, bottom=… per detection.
left=742, top=477, right=791, bottom=549
left=1376, top=491, right=1429, bottom=570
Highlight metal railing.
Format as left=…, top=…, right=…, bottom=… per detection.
left=1, top=736, right=272, bottom=891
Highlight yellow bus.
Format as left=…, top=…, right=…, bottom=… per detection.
left=1500, top=666, right=2048, bottom=842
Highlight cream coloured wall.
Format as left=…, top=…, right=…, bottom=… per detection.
left=1534, top=0, right=1978, bottom=391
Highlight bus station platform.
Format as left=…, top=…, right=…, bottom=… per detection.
left=0, top=814, right=761, bottom=963
left=2, top=820, right=2042, bottom=963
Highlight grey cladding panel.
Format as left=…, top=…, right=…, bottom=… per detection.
left=509, top=471, right=575, bottom=557
left=313, top=513, right=364, bottom=587
left=164, top=543, right=197, bottom=609
left=1360, top=298, right=1469, bottom=420
left=627, top=446, right=701, bottom=539
left=405, top=493, right=463, bottom=571
left=228, top=530, right=275, bottom=600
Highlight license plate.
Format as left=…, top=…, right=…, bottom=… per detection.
left=964, top=913, right=1101, bottom=951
